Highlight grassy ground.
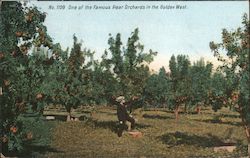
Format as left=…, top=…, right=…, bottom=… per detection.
left=40, top=106, right=248, bottom=158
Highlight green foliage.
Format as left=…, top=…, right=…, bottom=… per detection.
left=210, top=13, right=249, bottom=140
left=168, top=54, right=191, bottom=109
left=48, top=35, right=95, bottom=112
left=0, top=1, right=53, bottom=153
left=143, top=67, right=170, bottom=107
left=89, top=61, right=119, bottom=105
left=208, top=72, right=228, bottom=111
left=190, top=58, right=213, bottom=107
left=102, top=28, right=157, bottom=101
left=1, top=1, right=248, bottom=155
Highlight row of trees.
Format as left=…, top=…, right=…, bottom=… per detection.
left=0, top=1, right=249, bottom=156
left=0, top=1, right=157, bottom=153
left=144, top=57, right=213, bottom=117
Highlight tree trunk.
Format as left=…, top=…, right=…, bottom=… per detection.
left=184, top=104, right=187, bottom=113
left=66, top=113, right=71, bottom=121
left=66, top=109, right=71, bottom=122
left=163, top=103, right=166, bottom=110
left=175, top=105, right=179, bottom=122
left=196, top=105, right=201, bottom=114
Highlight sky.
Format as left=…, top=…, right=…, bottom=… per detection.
left=30, top=1, right=249, bottom=71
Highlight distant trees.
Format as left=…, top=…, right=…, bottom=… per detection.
left=168, top=55, right=191, bottom=121
left=190, top=58, right=213, bottom=113
left=208, top=72, right=228, bottom=112
left=143, top=67, right=170, bottom=108
left=143, top=55, right=215, bottom=120
left=89, top=61, right=118, bottom=105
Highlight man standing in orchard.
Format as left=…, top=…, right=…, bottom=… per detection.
left=115, top=96, right=136, bottom=137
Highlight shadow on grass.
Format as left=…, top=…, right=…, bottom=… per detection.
left=221, top=114, right=240, bottom=119
left=142, top=114, right=173, bottom=120
left=149, top=109, right=201, bottom=115
left=23, top=144, right=63, bottom=157
left=97, top=110, right=116, bottom=116
left=2, top=144, right=63, bottom=158
left=179, top=111, right=201, bottom=115
left=194, top=119, right=241, bottom=127
left=159, top=132, right=234, bottom=148
left=90, top=119, right=151, bottom=133
left=54, top=115, right=67, bottom=121
left=92, top=120, right=118, bottom=133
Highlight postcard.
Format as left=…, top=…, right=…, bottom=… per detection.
left=0, top=0, right=249, bottom=157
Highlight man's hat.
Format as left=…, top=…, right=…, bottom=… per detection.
left=116, top=96, right=125, bottom=103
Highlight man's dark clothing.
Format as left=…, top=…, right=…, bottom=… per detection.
left=116, top=102, right=135, bottom=137
left=109, top=96, right=136, bottom=137
left=117, top=104, right=129, bottom=121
